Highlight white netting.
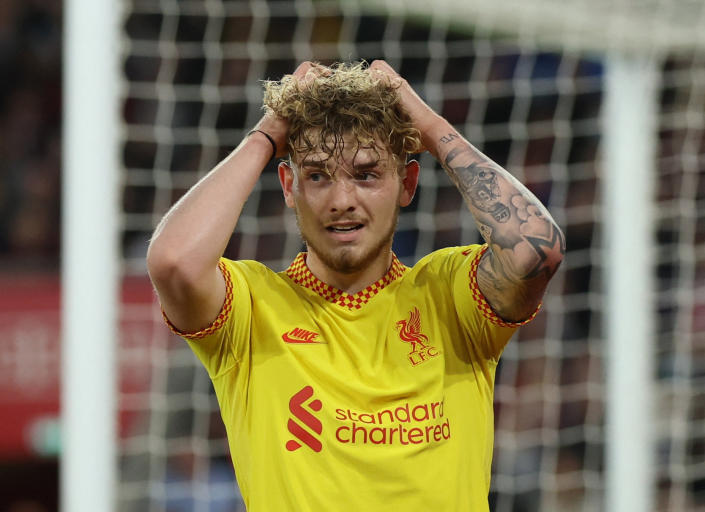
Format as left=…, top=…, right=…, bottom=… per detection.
left=116, top=1, right=705, bottom=510
left=653, top=53, right=705, bottom=512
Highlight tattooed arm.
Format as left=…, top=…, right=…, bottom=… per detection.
left=439, top=141, right=564, bottom=321
left=370, top=60, right=564, bottom=323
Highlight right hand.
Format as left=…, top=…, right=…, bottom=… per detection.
left=252, top=61, right=318, bottom=158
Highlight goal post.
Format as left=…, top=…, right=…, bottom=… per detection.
left=61, top=0, right=121, bottom=511
left=602, top=54, right=659, bottom=512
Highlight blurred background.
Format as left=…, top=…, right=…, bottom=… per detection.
left=1, top=0, right=704, bottom=511
left=1, top=1, right=62, bottom=510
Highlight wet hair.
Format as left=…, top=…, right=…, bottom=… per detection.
left=262, top=62, right=422, bottom=168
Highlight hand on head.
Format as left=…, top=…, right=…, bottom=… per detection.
left=256, top=60, right=439, bottom=160
left=252, top=61, right=321, bottom=158
left=369, top=60, right=442, bottom=154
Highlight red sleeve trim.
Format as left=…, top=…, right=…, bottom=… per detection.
left=468, top=244, right=541, bottom=328
left=162, top=260, right=234, bottom=340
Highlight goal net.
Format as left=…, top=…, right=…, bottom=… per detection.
left=114, top=1, right=705, bottom=510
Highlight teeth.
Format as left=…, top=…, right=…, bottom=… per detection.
left=330, top=225, right=361, bottom=232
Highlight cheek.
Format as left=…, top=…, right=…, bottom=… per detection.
left=293, top=194, right=320, bottom=222
left=369, top=188, right=402, bottom=219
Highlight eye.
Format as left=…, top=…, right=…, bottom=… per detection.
left=306, top=171, right=328, bottom=182
left=355, top=171, right=378, bottom=181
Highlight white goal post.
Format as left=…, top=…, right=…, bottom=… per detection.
left=61, top=0, right=120, bottom=511
left=602, top=55, right=658, bottom=512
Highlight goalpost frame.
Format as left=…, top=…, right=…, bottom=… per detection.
left=61, top=0, right=120, bottom=510
left=602, top=54, right=658, bottom=512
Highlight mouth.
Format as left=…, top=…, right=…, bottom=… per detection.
left=326, top=224, right=364, bottom=233
left=324, top=222, right=366, bottom=242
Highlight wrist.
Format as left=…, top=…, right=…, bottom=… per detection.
left=419, top=116, right=456, bottom=159
left=247, top=130, right=277, bottom=161
left=246, top=131, right=278, bottom=162
left=253, top=115, right=288, bottom=158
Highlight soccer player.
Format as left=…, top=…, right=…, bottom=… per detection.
left=147, top=60, right=565, bottom=511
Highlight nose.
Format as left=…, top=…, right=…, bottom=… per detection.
left=328, top=175, right=357, bottom=213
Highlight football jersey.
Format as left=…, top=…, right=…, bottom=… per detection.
left=165, top=244, right=538, bottom=511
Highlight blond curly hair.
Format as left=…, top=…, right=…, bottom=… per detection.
left=262, top=62, right=421, bottom=167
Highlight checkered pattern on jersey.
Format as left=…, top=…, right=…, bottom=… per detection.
left=285, top=252, right=408, bottom=310
left=468, top=245, right=540, bottom=328
left=162, top=260, right=234, bottom=339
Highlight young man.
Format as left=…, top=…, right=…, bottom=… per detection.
left=147, top=60, right=564, bottom=511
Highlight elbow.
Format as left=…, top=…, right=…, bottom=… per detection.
left=146, top=236, right=217, bottom=297
left=146, top=235, right=197, bottom=290
left=146, top=239, right=180, bottom=289
left=548, top=224, right=566, bottom=274
left=544, top=251, right=564, bottom=281
left=520, top=222, right=565, bottom=281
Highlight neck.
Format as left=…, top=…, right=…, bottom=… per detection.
left=304, top=247, right=393, bottom=294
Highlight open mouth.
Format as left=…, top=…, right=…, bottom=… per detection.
left=326, top=224, right=364, bottom=233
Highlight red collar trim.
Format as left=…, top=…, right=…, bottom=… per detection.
left=285, top=253, right=408, bottom=310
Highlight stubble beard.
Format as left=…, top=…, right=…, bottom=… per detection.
left=295, top=205, right=400, bottom=275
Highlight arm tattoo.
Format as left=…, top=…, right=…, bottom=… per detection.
left=443, top=148, right=510, bottom=224
left=523, top=223, right=566, bottom=280
left=443, top=145, right=564, bottom=282
left=442, top=143, right=564, bottom=320
left=439, top=133, right=460, bottom=144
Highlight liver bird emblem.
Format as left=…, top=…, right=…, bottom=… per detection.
left=396, top=307, right=429, bottom=354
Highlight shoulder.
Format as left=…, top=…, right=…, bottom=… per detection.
left=221, top=257, right=280, bottom=278
left=407, top=244, right=485, bottom=276
left=221, top=257, right=318, bottom=298
left=219, top=258, right=292, bottom=296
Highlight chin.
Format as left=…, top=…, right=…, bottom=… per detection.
left=322, top=247, right=373, bottom=274
left=310, top=241, right=389, bottom=275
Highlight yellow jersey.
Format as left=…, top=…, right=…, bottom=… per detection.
left=165, top=244, right=538, bottom=511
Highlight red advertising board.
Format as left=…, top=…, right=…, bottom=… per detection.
left=0, top=272, right=158, bottom=458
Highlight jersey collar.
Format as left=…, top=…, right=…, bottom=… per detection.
left=285, top=252, right=408, bottom=310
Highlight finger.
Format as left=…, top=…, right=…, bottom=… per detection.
left=369, top=65, right=403, bottom=90
left=370, top=60, right=400, bottom=77
left=291, top=61, right=330, bottom=89
left=291, top=61, right=314, bottom=78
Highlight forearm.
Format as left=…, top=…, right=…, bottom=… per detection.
left=430, top=120, right=565, bottom=319
left=147, top=133, right=272, bottom=282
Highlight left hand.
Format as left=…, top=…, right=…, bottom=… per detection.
left=369, top=60, right=446, bottom=154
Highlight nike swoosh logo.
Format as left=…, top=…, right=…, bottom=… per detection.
left=282, top=330, right=327, bottom=344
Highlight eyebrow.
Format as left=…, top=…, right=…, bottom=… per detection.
left=299, top=159, right=380, bottom=170
left=352, top=161, right=380, bottom=170
left=300, top=160, right=327, bottom=169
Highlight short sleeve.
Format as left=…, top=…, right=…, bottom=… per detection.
left=162, top=258, right=252, bottom=378
left=450, top=244, right=540, bottom=360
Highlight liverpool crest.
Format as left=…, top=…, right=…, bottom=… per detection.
left=395, top=307, right=440, bottom=366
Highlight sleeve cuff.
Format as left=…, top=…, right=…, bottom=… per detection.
left=162, top=259, right=234, bottom=340
left=467, top=244, right=541, bottom=328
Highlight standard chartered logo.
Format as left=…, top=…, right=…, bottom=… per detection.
left=285, top=387, right=450, bottom=452
left=286, top=385, right=323, bottom=453
left=334, top=400, right=450, bottom=446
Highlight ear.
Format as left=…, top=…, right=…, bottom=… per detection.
left=399, top=159, right=420, bottom=207
left=278, top=161, right=296, bottom=209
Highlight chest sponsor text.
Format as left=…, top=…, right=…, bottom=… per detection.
left=333, top=399, right=450, bottom=446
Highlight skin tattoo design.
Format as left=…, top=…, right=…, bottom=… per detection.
left=439, top=133, right=566, bottom=321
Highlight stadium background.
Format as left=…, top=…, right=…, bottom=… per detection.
left=0, top=0, right=703, bottom=511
